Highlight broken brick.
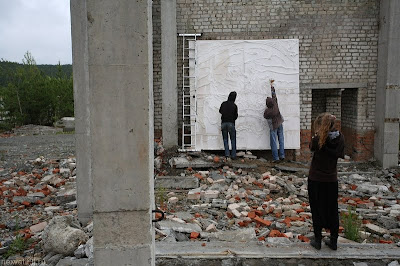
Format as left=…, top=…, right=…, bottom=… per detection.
left=193, top=173, right=203, bottom=180
left=254, top=210, right=263, bottom=216
left=35, top=200, right=44, bottom=205
left=379, top=240, right=393, bottom=244
left=248, top=211, right=256, bottom=219
left=269, top=230, right=287, bottom=238
left=190, top=232, right=200, bottom=239
left=253, top=216, right=271, bottom=227
left=22, top=201, right=31, bottom=207
left=283, top=217, right=291, bottom=227
left=298, top=235, right=310, bottom=243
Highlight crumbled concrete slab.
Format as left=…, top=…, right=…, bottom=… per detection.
left=155, top=176, right=199, bottom=189
left=231, top=163, right=258, bottom=169
left=158, top=220, right=202, bottom=233
left=156, top=242, right=400, bottom=262
left=274, top=165, right=309, bottom=173
left=169, top=157, right=217, bottom=169
left=209, top=228, right=256, bottom=242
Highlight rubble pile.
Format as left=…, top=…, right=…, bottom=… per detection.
left=0, top=135, right=399, bottom=264
left=0, top=156, right=93, bottom=265
left=154, top=152, right=400, bottom=247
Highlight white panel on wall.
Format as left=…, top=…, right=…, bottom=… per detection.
left=195, top=39, right=300, bottom=150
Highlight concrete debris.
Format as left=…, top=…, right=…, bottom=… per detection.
left=158, top=220, right=202, bottom=233
left=210, top=228, right=256, bottom=242
left=154, top=152, right=400, bottom=248
left=42, top=216, right=89, bottom=255
left=84, top=237, right=93, bottom=259
left=155, top=176, right=199, bottom=189
left=1, top=133, right=400, bottom=263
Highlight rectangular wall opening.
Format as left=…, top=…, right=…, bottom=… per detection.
left=341, top=88, right=358, bottom=157
left=311, top=88, right=342, bottom=134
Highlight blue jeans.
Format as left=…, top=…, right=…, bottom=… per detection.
left=270, top=124, right=285, bottom=161
left=221, top=122, right=236, bottom=158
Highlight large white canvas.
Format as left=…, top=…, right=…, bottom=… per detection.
left=195, top=39, right=300, bottom=150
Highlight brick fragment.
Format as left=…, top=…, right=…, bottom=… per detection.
left=190, top=232, right=200, bottom=239
left=253, top=216, right=271, bottom=227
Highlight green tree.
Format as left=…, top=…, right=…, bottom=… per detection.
left=0, top=52, right=74, bottom=130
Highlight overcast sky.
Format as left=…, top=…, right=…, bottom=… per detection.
left=0, top=0, right=72, bottom=65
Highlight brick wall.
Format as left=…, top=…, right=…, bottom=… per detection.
left=153, top=0, right=380, bottom=157
left=312, top=89, right=342, bottom=129
left=153, top=0, right=162, bottom=138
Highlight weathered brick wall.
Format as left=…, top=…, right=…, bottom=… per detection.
left=153, top=0, right=162, bottom=138
left=313, top=89, right=342, bottom=130
left=342, top=88, right=358, bottom=156
left=154, top=0, right=380, bottom=158
left=311, top=90, right=327, bottom=122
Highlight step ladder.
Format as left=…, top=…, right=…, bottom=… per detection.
left=178, top=33, right=201, bottom=151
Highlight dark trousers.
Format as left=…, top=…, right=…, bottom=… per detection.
left=308, top=179, right=339, bottom=239
left=221, top=122, right=236, bottom=158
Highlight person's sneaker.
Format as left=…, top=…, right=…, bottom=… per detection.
left=280, top=157, right=285, bottom=161
left=272, top=160, right=280, bottom=163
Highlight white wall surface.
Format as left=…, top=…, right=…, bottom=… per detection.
left=195, top=39, right=300, bottom=150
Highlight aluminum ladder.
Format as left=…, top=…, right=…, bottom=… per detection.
left=178, top=33, right=201, bottom=151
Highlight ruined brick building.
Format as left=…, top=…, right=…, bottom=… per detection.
left=70, top=1, right=399, bottom=263
left=151, top=0, right=399, bottom=167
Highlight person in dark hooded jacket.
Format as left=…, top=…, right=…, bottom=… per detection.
left=219, top=91, right=238, bottom=159
left=308, top=112, right=345, bottom=251
left=263, top=81, right=285, bottom=162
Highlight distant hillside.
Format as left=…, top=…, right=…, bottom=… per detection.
left=0, top=61, right=72, bottom=87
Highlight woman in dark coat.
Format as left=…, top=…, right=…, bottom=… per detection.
left=308, top=112, right=345, bottom=250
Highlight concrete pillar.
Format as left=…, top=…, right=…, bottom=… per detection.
left=161, top=0, right=178, bottom=148
left=374, top=0, right=400, bottom=168
left=70, top=0, right=92, bottom=225
left=72, top=0, right=155, bottom=265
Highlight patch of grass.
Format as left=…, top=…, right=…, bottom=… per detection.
left=2, top=218, right=30, bottom=259
left=55, top=130, right=75, bottom=135
left=341, top=206, right=362, bottom=242
left=3, top=234, right=28, bottom=259
left=156, top=187, right=167, bottom=209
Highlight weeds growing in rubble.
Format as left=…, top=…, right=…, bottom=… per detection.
left=341, top=206, right=362, bottom=242
left=156, top=187, right=167, bottom=210
left=3, top=218, right=28, bottom=259
left=3, top=234, right=28, bottom=259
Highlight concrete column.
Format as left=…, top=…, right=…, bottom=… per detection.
left=71, top=0, right=155, bottom=264
left=161, top=0, right=178, bottom=148
left=374, top=0, right=400, bottom=168
left=70, top=0, right=92, bottom=225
